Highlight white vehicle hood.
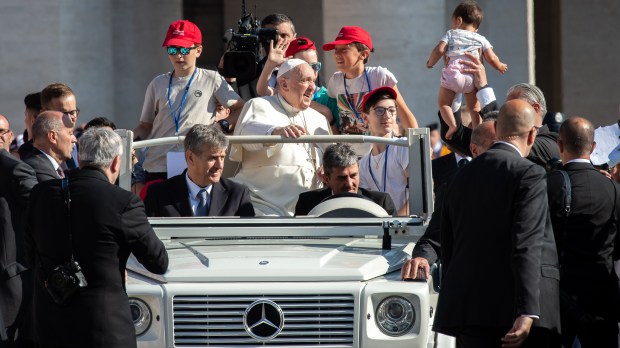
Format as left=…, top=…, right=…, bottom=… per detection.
left=128, top=237, right=413, bottom=283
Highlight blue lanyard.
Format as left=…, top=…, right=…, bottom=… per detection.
left=343, top=68, right=371, bottom=122
left=368, top=145, right=389, bottom=192
left=167, top=68, right=197, bottom=134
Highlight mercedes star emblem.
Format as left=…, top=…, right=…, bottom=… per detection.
left=243, top=299, right=284, bottom=341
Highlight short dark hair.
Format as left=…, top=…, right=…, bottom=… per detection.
left=362, top=92, right=395, bottom=113
left=350, top=42, right=371, bottom=64
left=184, top=124, right=228, bottom=155
left=24, top=92, right=42, bottom=111
left=452, top=1, right=483, bottom=29
left=323, top=143, right=358, bottom=174
left=559, top=117, right=594, bottom=156
left=41, top=83, right=75, bottom=109
left=85, top=117, right=117, bottom=130
left=261, top=13, right=295, bottom=33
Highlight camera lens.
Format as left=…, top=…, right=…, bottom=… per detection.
left=49, top=272, right=67, bottom=289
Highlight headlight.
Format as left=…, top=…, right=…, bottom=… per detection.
left=375, top=296, right=415, bottom=336
left=129, top=298, right=152, bottom=336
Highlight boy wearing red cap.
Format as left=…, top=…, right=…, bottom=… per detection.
left=257, top=36, right=338, bottom=133
left=134, top=20, right=244, bottom=181
left=323, top=26, right=418, bottom=147
left=359, top=87, right=409, bottom=216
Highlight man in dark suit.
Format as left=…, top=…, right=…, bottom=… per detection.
left=547, top=117, right=620, bottom=347
left=145, top=124, right=254, bottom=217
left=25, top=127, right=168, bottom=348
left=434, top=100, right=560, bottom=347
left=431, top=150, right=471, bottom=192
left=441, top=53, right=559, bottom=168
left=294, top=143, right=395, bottom=216
left=17, top=92, right=42, bottom=159
left=404, top=119, right=496, bottom=279
left=1, top=140, right=38, bottom=345
left=23, top=111, right=76, bottom=182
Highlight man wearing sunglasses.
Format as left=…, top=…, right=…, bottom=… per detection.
left=133, top=19, right=244, bottom=183
left=38, top=83, right=80, bottom=169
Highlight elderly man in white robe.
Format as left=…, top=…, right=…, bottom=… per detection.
left=231, top=59, right=331, bottom=216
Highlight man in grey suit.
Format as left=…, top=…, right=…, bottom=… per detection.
left=22, top=111, right=76, bottom=182
left=145, top=125, right=254, bottom=217
left=434, top=99, right=560, bottom=347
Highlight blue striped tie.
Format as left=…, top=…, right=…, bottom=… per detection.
left=196, top=189, right=208, bottom=216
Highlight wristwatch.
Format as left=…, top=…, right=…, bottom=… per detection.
left=217, top=119, right=231, bottom=134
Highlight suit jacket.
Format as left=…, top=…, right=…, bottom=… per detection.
left=0, top=150, right=37, bottom=337
left=294, top=187, right=396, bottom=216
left=431, top=152, right=458, bottom=192
left=144, top=172, right=255, bottom=217
left=25, top=167, right=168, bottom=348
left=22, top=148, right=61, bottom=182
left=547, top=162, right=620, bottom=320
left=440, top=100, right=560, bottom=168
left=434, top=143, right=560, bottom=335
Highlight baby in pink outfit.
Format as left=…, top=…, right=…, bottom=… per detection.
left=427, top=0, right=508, bottom=140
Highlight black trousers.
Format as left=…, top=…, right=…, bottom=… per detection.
left=561, top=317, right=618, bottom=348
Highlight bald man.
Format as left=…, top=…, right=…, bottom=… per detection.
left=433, top=99, right=560, bottom=347
left=0, top=114, right=13, bottom=151
left=547, top=117, right=620, bottom=347
left=22, top=111, right=77, bottom=182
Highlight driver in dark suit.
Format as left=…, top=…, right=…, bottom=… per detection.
left=294, top=143, right=395, bottom=216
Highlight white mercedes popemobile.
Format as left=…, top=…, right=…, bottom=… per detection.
left=117, top=129, right=451, bottom=348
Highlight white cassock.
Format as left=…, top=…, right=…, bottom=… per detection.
left=230, top=94, right=331, bottom=216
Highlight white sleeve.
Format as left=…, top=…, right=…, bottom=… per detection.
left=480, top=35, right=493, bottom=52
left=440, top=30, right=451, bottom=43
left=476, top=87, right=496, bottom=107
left=139, top=77, right=159, bottom=124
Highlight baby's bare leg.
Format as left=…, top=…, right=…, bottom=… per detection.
left=465, top=91, right=481, bottom=128
left=438, top=86, right=457, bottom=139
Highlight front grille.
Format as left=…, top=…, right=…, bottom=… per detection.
left=173, top=294, right=355, bottom=347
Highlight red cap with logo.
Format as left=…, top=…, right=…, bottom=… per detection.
left=361, top=87, right=397, bottom=113
left=322, top=26, right=373, bottom=52
left=162, top=20, right=202, bottom=48
left=285, top=37, right=317, bottom=57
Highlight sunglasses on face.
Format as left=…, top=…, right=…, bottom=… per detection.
left=372, top=106, right=398, bottom=117
left=0, top=128, right=10, bottom=136
left=309, top=62, right=322, bottom=72
left=167, top=46, right=198, bottom=56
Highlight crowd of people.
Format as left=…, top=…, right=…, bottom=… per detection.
left=1, top=1, right=620, bottom=347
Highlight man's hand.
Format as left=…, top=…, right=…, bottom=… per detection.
left=401, top=257, right=430, bottom=280
left=501, top=315, right=533, bottom=348
left=271, top=124, right=306, bottom=138
left=460, top=52, right=488, bottom=89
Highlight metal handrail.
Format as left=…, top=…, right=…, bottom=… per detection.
left=115, top=129, right=433, bottom=219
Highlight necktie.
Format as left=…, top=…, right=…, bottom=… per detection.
left=196, top=189, right=208, bottom=216
left=457, top=158, right=469, bottom=168
left=56, top=168, right=65, bottom=179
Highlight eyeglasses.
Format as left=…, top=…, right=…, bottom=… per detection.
left=63, top=108, right=80, bottom=118
left=0, top=128, right=10, bottom=136
left=533, top=125, right=541, bottom=134
left=310, top=62, right=322, bottom=72
left=372, top=106, right=398, bottom=117
left=167, top=46, right=198, bottom=56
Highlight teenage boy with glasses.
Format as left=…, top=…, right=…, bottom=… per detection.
left=358, top=87, right=410, bottom=216
left=133, top=19, right=244, bottom=183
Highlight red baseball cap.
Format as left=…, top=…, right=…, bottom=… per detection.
left=323, top=26, right=373, bottom=51
left=361, top=87, right=398, bottom=113
left=162, top=20, right=202, bottom=48
left=285, top=37, right=317, bottom=57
